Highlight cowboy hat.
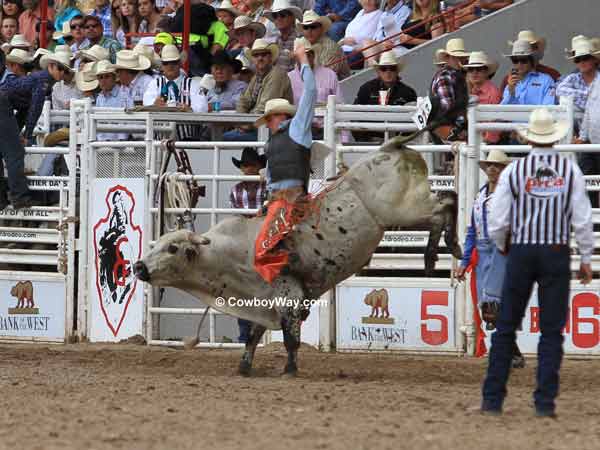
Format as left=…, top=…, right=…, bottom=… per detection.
left=160, top=44, right=181, bottom=63
left=32, top=47, right=50, bottom=61
left=232, top=15, right=266, bottom=38
left=54, top=44, right=74, bottom=60
left=463, top=51, right=498, bottom=74
left=232, top=147, right=266, bottom=169
left=293, top=37, right=320, bottom=56
left=436, top=38, right=469, bottom=58
left=504, top=39, right=534, bottom=58
left=236, top=52, right=254, bottom=72
left=6, top=48, right=32, bottom=65
left=508, top=30, right=546, bottom=52
left=41, top=51, right=74, bottom=71
left=1, top=34, right=30, bottom=52
left=517, top=108, right=569, bottom=145
left=211, top=50, right=242, bottom=73
left=478, top=149, right=510, bottom=170
left=52, top=21, right=72, bottom=40
left=297, top=10, right=332, bottom=33
left=255, top=98, right=296, bottom=126
left=265, top=0, right=303, bottom=22
left=244, top=39, right=280, bottom=62
left=216, top=0, right=242, bottom=17
left=44, top=128, right=70, bottom=147
left=591, top=37, right=600, bottom=54
left=374, top=50, right=405, bottom=72
left=133, top=43, right=161, bottom=67
left=79, top=45, right=110, bottom=62
left=75, top=64, right=99, bottom=91
left=566, top=37, right=599, bottom=60
left=94, top=60, right=116, bottom=76
left=113, top=49, right=151, bottom=71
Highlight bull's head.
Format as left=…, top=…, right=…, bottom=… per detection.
left=133, top=230, right=210, bottom=286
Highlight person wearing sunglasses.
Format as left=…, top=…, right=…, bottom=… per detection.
left=68, top=15, right=88, bottom=53
left=265, top=0, right=302, bottom=73
left=79, top=15, right=122, bottom=64
left=298, top=9, right=349, bottom=79
left=501, top=39, right=556, bottom=106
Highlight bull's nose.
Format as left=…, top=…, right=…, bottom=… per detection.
left=133, top=261, right=150, bottom=282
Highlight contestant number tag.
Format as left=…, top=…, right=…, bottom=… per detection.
left=412, top=97, right=432, bottom=130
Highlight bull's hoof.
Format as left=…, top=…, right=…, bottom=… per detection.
left=282, top=363, right=298, bottom=377
left=239, top=360, right=252, bottom=377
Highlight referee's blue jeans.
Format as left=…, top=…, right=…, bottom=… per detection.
left=482, top=244, right=570, bottom=413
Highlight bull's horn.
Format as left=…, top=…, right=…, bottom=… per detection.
left=189, top=234, right=211, bottom=245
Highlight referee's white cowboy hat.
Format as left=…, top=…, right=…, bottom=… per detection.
left=436, top=38, right=470, bottom=58
left=244, top=38, right=279, bottom=62
left=374, top=50, right=405, bottom=72
left=6, top=48, right=32, bottom=65
left=255, top=98, right=296, bottom=127
left=479, top=150, right=510, bottom=170
left=265, top=0, right=303, bottom=22
left=508, top=30, right=546, bottom=54
left=297, top=9, right=332, bottom=33
left=113, top=49, right=151, bottom=71
left=232, top=15, right=266, bottom=38
left=216, top=0, right=242, bottom=17
left=159, top=44, right=181, bottom=63
left=517, top=108, right=569, bottom=145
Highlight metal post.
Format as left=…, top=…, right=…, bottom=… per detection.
left=40, top=0, right=48, bottom=48
left=182, top=0, right=191, bottom=73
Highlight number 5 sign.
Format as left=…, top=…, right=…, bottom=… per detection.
left=421, top=290, right=449, bottom=345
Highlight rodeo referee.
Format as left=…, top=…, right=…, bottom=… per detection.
left=481, top=108, right=594, bottom=417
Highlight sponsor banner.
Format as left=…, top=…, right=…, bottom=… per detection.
left=27, top=179, right=68, bottom=189
left=0, top=275, right=66, bottom=340
left=0, top=208, right=57, bottom=220
left=429, top=178, right=455, bottom=191
left=89, top=179, right=145, bottom=342
left=380, top=232, right=428, bottom=247
left=337, top=279, right=456, bottom=351
left=484, top=286, right=600, bottom=354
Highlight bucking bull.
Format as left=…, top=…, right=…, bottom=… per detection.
left=134, top=137, right=462, bottom=376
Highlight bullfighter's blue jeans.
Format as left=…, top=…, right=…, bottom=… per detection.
left=482, top=244, right=570, bottom=413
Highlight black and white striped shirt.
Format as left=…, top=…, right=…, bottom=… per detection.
left=488, top=148, right=594, bottom=262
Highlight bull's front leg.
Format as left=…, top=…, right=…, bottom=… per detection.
left=239, top=323, right=267, bottom=377
left=424, top=191, right=462, bottom=276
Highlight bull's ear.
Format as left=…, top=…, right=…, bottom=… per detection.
left=189, top=234, right=211, bottom=246
left=185, top=247, right=197, bottom=262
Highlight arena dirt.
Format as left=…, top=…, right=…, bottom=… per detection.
left=1, top=342, right=599, bottom=450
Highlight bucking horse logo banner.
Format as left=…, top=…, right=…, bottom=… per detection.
left=91, top=182, right=144, bottom=339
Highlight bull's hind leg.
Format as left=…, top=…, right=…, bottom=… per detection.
left=281, top=306, right=303, bottom=376
left=239, top=323, right=267, bottom=377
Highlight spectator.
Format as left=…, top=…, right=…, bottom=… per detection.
left=229, top=146, right=267, bottom=342
left=288, top=37, right=341, bottom=138
left=69, top=15, right=87, bottom=54
left=339, top=0, right=381, bottom=69
left=479, top=0, right=513, bottom=16
left=298, top=10, right=349, bottom=79
left=19, top=0, right=55, bottom=45
left=226, top=39, right=293, bottom=141
left=0, top=51, right=70, bottom=209
left=501, top=30, right=560, bottom=91
left=265, top=0, right=302, bottom=73
left=557, top=37, right=599, bottom=118
left=74, top=62, right=99, bottom=98
left=372, top=0, right=411, bottom=48
left=501, top=39, right=555, bottom=105
left=95, top=60, right=132, bottom=141
left=399, top=0, right=444, bottom=50
left=115, top=0, right=141, bottom=46
left=139, top=0, right=161, bottom=34
left=90, top=0, right=113, bottom=39
left=230, top=15, right=265, bottom=55
left=429, top=38, right=469, bottom=141
left=1, top=16, right=18, bottom=46
left=206, top=50, right=247, bottom=111
left=314, top=0, right=360, bottom=42
left=464, top=51, right=501, bottom=143
left=244, top=0, right=279, bottom=44
left=114, top=49, right=153, bottom=104
left=2, top=0, right=23, bottom=21
left=5, top=48, right=30, bottom=77
left=217, top=0, right=242, bottom=32
left=54, top=0, right=81, bottom=43
left=354, top=50, right=416, bottom=105
left=51, top=49, right=80, bottom=109
left=0, top=52, right=17, bottom=86
left=80, top=15, right=122, bottom=63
